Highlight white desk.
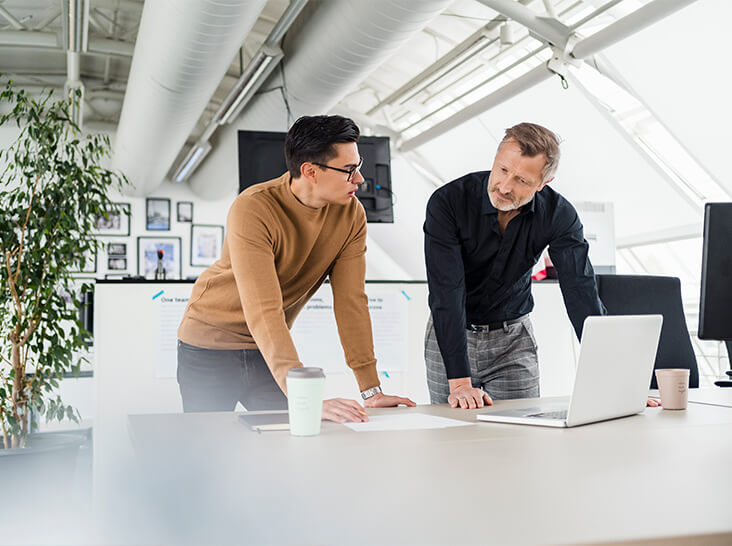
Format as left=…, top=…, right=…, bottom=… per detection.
left=115, top=400, right=732, bottom=545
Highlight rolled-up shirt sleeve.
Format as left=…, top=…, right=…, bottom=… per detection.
left=424, top=190, right=471, bottom=380
left=547, top=202, right=607, bottom=340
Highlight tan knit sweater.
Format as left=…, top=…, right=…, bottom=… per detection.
left=178, top=173, right=379, bottom=394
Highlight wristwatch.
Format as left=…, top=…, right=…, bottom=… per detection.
left=360, top=385, right=382, bottom=400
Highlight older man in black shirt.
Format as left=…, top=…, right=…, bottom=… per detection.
left=424, top=122, right=606, bottom=409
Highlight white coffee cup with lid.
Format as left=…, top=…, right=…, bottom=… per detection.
left=286, top=367, right=326, bottom=436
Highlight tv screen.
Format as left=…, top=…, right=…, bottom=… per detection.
left=237, top=130, right=393, bottom=223
left=698, top=202, right=732, bottom=340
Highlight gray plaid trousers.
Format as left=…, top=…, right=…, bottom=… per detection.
left=424, top=314, right=540, bottom=403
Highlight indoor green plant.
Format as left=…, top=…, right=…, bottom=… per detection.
left=0, top=78, right=127, bottom=448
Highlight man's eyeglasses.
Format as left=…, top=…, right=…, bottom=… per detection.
left=312, top=156, right=364, bottom=182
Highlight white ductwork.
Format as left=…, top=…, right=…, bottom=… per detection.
left=112, top=0, right=266, bottom=196
left=189, top=0, right=454, bottom=200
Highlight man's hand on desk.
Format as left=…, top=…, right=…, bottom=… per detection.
left=322, top=398, right=372, bottom=423
left=321, top=393, right=417, bottom=423
left=448, top=378, right=493, bottom=409
left=363, top=392, right=416, bottom=409
left=646, top=398, right=661, bottom=407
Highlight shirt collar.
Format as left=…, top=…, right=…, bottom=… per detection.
left=481, top=171, right=537, bottom=216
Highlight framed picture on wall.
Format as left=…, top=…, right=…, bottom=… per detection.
left=108, top=257, right=127, bottom=271
left=146, top=198, right=171, bottom=231
left=137, top=236, right=181, bottom=279
left=107, top=242, right=127, bottom=256
left=177, top=201, right=193, bottom=222
left=94, top=203, right=130, bottom=236
left=190, top=224, right=224, bottom=267
left=104, top=273, right=129, bottom=279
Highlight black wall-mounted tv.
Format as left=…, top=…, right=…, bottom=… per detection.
left=237, top=130, right=394, bottom=223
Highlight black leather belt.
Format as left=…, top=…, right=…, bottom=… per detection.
left=468, top=317, right=524, bottom=333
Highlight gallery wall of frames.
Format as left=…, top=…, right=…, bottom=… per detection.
left=72, top=180, right=235, bottom=283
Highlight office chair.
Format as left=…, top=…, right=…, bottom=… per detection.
left=719, top=341, right=732, bottom=387
left=595, top=274, right=699, bottom=389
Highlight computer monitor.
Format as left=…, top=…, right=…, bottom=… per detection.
left=237, top=130, right=394, bottom=223
left=698, top=202, right=732, bottom=341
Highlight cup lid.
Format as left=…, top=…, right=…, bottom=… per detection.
left=287, top=367, right=325, bottom=379
left=655, top=368, right=690, bottom=376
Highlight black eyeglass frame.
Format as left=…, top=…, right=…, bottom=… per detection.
left=312, top=156, right=364, bottom=182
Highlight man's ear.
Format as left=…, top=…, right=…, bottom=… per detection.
left=537, top=177, right=553, bottom=192
left=300, top=162, right=318, bottom=182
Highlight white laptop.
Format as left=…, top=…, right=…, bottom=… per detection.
left=476, top=315, right=663, bottom=428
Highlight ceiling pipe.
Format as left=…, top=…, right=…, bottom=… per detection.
left=542, top=0, right=558, bottom=20
left=111, top=0, right=267, bottom=196
left=189, top=0, right=454, bottom=199
left=170, top=0, right=308, bottom=184
left=0, top=30, right=134, bottom=56
left=62, top=0, right=89, bottom=126
left=400, top=0, right=697, bottom=153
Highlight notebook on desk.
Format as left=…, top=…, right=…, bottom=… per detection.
left=239, top=412, right=289, bottom=431
left=477, top=315, right=663, bottom=428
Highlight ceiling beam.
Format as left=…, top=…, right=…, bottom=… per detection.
left=0, top=5, right=26, bottom=30
left=474, top=0, right=571, bottom=48
left=571, top=0, right=697, bottom=59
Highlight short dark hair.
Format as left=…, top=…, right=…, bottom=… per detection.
left=500, top=122, right=561, bottom=183
left=285, top=115, right=360, bottom=178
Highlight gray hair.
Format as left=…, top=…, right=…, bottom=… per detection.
left=500, top=122, right=561, bottom=183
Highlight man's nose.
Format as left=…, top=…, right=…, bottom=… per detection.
left=352, top=170, right=365, bottom=184
left=496, top=178, right=513, bottom=194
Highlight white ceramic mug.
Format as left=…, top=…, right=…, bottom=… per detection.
left=286, top=367, right=326, bottom=436
left=655, top=368, right=690, bottom=410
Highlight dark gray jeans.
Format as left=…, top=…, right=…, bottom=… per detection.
left=424, top=314, right=540, bottom=403
left=177, top=340, right=287, bottom=412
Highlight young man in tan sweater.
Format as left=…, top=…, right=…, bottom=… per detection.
left=177, top=115, right=415, bottom=422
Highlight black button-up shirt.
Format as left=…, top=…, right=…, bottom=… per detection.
left=424, top=171, right=606, bottom=380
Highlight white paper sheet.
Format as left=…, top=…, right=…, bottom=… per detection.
left=344, top=412, right=475, bottom=432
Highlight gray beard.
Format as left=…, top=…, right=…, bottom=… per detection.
left=488, top=189, right=533, bottom=211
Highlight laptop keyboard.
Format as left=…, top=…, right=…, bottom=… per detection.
left=526, top=409, right=568, bottom=420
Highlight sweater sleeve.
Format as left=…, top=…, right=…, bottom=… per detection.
left=328, top=206, right=380, bottom=392
left=227, top=197, right=302, bottom=394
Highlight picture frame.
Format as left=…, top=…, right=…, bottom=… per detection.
left=137, top=236, right=182, bottom=279
left=146, top=198, right=171, bottom=231
left=104, top=273, right=129, bottom=279
left=107, top=242, right=127, bottom=256
left=190, top=224, right=224, bottom=267
left=177, top=201, right=193, bottom=223
left=94, top=203, right=130, bottom=236
left=107, top=257, right=127, bottom=271
left=71, top=248, right=97, bottom=274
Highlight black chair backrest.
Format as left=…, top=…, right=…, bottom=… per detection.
left=595, top=274, right=699, bottom=389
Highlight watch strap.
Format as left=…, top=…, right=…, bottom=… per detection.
left=360, top=385, right=382, bottom=400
